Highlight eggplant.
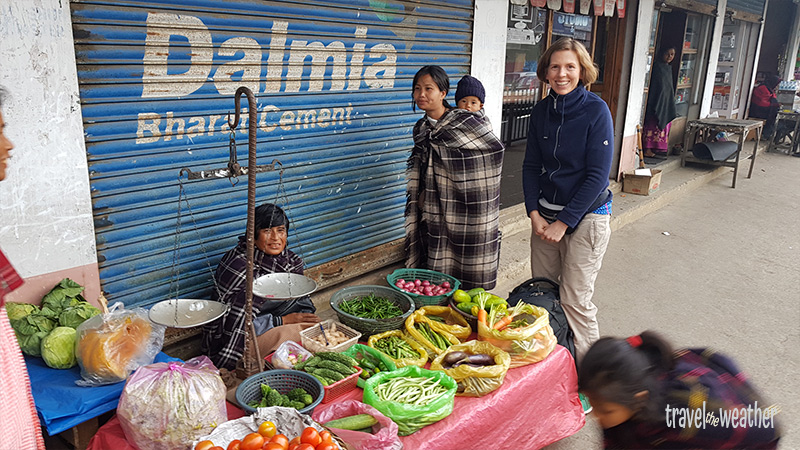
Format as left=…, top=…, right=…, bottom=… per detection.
left=452, top=353, right=495, bottom=367
left=442, top=351, right=469, bottom=367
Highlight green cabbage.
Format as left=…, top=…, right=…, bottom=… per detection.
left=5, top=302, right=39, bottom=321
left=41, top=278, right=86, bottom=319
left=41, top=326, right=77, bottom=369
left=11, top=313, right=56, bottom=336
left=59, top=302, right=101, bottom=329
left=20, top=330, right=50, bottom=357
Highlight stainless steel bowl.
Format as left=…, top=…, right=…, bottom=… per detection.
left=148, top=299, right=229, bottom=328
left=252, top=272, right=318, bottom=300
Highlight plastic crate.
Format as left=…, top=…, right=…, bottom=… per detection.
left=235, top=369, right=324, bottom=415
left=321, top=366, right=363, bottom=404
left=330, top=285, right=415, bottom=337
left=300, top=319, right=361, bottom=353
left=387, top=268, right=461, bottom=308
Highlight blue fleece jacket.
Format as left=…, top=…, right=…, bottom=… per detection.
left=522, top=84, right=614, bottom=228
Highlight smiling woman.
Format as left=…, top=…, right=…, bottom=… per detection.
left=522, top=38, right=612, bottom=363
left=201, top=203, right=321, bottom=371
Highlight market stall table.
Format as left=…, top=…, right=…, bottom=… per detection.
left=768, top=111, right=800, bottom=155
left=317, top=344, right=583, bottom=450
left=26, top=352, right=179, bottom=449
left=680, top=118, right=763, bottom=188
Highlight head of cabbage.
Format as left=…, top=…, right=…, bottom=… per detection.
left=59, top=302, right=101, bottom=329
left=41, top=326, right=77, bottom=369
left=5, top=302, right=40, bottom=321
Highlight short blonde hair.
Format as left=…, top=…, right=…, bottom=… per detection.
left=537, top=38, right=599, bottom=86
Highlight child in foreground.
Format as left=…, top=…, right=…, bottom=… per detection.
left=578, top=331, right=780, bottom=449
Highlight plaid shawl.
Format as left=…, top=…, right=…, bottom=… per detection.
left=405, top=108, right=505, bottom=290
left=201, top=236, right=315, bottom=370
left=604, top=348, right=781, bottom=449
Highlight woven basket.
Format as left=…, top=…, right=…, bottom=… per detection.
left=448, top=295, right=478, bottom=330
left=321, top=367, right=362, bottom=404
left=386, top=268, right=461, bottom=308
left=235, top=369, right=324, bottom=415
left=330, top=285, right=415, bottom=337
left=300, top=319, right=361, bottom=353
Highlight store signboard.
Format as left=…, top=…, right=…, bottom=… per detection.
left=507, top=5, right=545, bottom=45
left=552, top=12, right=592, bottom=41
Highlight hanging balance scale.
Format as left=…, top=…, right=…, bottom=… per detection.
left=149, top=86, right=316, bottom=378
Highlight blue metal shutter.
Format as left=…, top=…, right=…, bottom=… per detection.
left=71, top=0, right=474, bottom=308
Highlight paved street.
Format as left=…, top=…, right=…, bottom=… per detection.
left=538, top=150, right=800, bottom=449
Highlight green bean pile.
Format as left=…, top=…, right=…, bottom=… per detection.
left=340, top=294, right=403, bottom=319
left=374, top=376, right=447, bottom=405
left=373, top=335, right=418, bottom=359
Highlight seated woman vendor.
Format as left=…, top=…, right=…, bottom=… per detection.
left=202, top=203, right=320, bottom=370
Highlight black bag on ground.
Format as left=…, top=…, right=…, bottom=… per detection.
left=507, top=277, right=576, bottom=360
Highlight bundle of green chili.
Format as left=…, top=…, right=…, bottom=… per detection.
left=340, top=294, right=403, bottom=319
left=373, top=335, right=418, bottom=359
left=373, top=376, right=448, bottom=405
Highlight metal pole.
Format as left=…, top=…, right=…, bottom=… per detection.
left=229, top=86, right=264, bottom=378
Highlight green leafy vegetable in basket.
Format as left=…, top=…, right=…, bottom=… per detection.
left=340, top=293, right=403, bottom=319
left=248, top=384, right=313, bottom=410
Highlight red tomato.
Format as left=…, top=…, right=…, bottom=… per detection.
left=315, top=444, right=336, bottom=450
left=209, top=447, right=225, bottom=450
left=268, top=434, right=289, bottom=449
left=263, top=444, right=286, bottom=450
left=318, top=430, right=333, bottom=444
left=227, top=440, right=242, bottom=450
left=195, top=441, right=215, bottom=450
left=300, top=427, right=321, bottom=447
left=294, top=445, right=315, bottom=450
left=258, top=421, right=277, bottom=439
left=240, top=433, right=266, bottom=450
left=287, top=444, right=299, bottom=450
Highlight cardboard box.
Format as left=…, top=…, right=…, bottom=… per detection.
left=623, top=169, right=662, bottom=196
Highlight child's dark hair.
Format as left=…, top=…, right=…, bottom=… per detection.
left=578, top=331, right=674, bottom=422
left=412, top=65, right=451, bottom=112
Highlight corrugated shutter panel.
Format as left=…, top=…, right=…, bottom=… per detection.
left=71, top=0, right=474, bottom=308
left=727, top=0, right=766, bottom=17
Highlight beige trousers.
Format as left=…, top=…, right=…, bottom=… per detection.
left=530, top=213, right=611, bottom=364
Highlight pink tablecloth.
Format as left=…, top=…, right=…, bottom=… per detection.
left=316, top=344, right=584, bottom=450
left=86, top=402, right=246, bottom=450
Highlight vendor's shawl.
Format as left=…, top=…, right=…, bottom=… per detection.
left=603, top=348, right=780, bottom=449
left=646, top=61, right=678, bottom=130
left=0, top=249, right=46, bottom=450
left=405, top=108, right=505, bottom=289
left=201, top=237, right=315, bottom=370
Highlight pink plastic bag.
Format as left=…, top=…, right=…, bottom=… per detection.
left=312, top=400, right=402, bottom=450
left=117, top=356, right=227, bottom=450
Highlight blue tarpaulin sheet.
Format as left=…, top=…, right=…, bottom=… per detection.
left=26, top=352, right=180, bottom=435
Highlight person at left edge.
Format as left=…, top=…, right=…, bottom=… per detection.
left=0, top=86, right=47, bottom=450
left=202, top=203, right=320, bottom=371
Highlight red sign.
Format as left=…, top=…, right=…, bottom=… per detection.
left=617, top=0, right=626, bottom=18
left=563, top=0, right=576, bottom=13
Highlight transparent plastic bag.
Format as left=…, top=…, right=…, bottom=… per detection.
left=363, top=366, right=457, bottom=436
left=367, top=330, right=427, bottom=368
left=74, top=302, right=165, bottom=386
left=430, top=340, right=511, bottom=397
left=477, top=302, right=556, bottom=368
left=312, top=400, right=402, bottom=450
left=272, top=340, right=313, bottom=370
left=404, top=311, right=461, bottom=360
left=417, top=305, right=471, bottom=339
left=118, top=356, right=227, bottom=450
